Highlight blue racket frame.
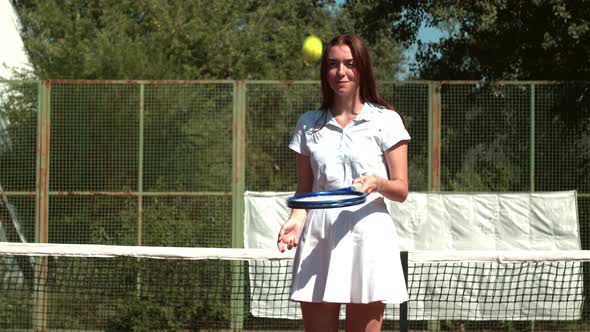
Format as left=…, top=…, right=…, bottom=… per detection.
left=287, top=186, right=367, bottom=209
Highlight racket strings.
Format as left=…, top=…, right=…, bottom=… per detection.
left=293, top=194, right=360, bottom=202
left=286, top=187, right=367, bottom=209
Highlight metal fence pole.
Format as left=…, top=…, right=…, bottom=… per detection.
left=138, top=83, right=145, bottom=246
left=231, top=80, right=247, bottom=331
left=429, top=81, right=442, bottom=192
left=33, top=80, right=51, bottom=332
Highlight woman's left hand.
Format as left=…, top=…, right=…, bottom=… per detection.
left=352, top=175, right=381, bottom=194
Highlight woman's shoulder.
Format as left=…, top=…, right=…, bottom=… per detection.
left=296, top=109, right=326, bottom=127
left=365, top=102, right=402, bottom=120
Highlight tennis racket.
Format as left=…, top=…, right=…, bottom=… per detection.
left=286, top=183, right=367, bottom=209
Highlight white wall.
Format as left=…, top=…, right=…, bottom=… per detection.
left=0, top=0, right=31, bottom=78
left=0, top=0, right=34, bottom=151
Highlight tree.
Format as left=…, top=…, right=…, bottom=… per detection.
left=10, top=0, right=405, bottom=80
left=342, top=1, right=589, bottom=197
left=342, top=0, right=589, bottom=80
left=404, top=1, right=590, bottom=194
left=411, top=1, right=590, bottom=80
left=3, top=0, right=406, bottom=249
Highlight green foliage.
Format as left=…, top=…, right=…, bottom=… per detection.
left=105, top=296, right=230, bottom=331
left=245, top=82, right=321, bottom=191
left=105, top=259, right=230, bottom=331
left=337, top=0, right=409, bottom=79
left=12, top=0, right=405, bottom=80
left=440, top=83, right=531, bottom=192
left=376, top=82, right=431, bottom=191
left=0, top=81, right=37, bottom=191
left=534, top=83, right=590, bottom=191
left=411, top=1, right=590, bottom=80
left=340, top=1, right=589, bottom=80
left=142, top=84, right=233, bottom=192
left=2, top=1, right=590, bottom=329
left=0, top=284, right=32, bottom=329
left=49, top=84, right=139, bottom=192
left=105, top=300, right=181, bottom=332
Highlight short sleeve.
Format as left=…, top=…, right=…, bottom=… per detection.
left=379, top=110, right=411, bottom=151
left=288, top=113, right=310, bottom=156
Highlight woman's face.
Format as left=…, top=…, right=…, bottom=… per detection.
left=326, top=44, right=359, bottom=99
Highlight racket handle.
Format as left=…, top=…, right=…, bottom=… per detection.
left=351, top=183, right=363, bottom=192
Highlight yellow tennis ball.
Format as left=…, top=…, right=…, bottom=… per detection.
left=302, top=36, right=323, bottom=63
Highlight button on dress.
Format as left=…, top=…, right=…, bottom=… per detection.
left=288, top=103, right=410, bottom=304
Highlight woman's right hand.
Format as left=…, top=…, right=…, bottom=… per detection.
left=277, top=218, right=304, bottom=252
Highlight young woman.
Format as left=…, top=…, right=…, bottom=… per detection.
left=277, top=34, right=410, bottom=332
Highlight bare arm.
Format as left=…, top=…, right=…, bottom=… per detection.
left=353, top=141, right=409, bottom=202
left=380, top=141, right=409, bottom=202
left=287, top=153, right=314, bottom=221
left=277, top=153, right=313, bottom=252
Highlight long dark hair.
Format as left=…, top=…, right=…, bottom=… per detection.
left=319, top=34, right=395, bottom=111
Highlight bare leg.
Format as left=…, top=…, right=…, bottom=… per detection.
left=300, top=302, right=341, bottom=332
left=345, top=302, right=385, bottom=332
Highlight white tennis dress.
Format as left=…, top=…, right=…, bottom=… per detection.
left=288, top=102, right=410, bottom=304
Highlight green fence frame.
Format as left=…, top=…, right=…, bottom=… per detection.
left=1, top=79, right=589, bottom=330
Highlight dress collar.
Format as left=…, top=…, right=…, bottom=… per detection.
left=352, top=102, right=379, bottom=122
left=324, top=103, right=378, bottom=128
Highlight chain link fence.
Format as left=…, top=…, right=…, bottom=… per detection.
left=0, top=80, right=588, bottom=248
left=1, top=80, right=589, bottom=330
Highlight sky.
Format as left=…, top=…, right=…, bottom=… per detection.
left=398, top=25, right=445, bottom=79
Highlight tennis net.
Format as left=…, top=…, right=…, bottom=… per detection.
left=1, top=242, right=589, bottom=331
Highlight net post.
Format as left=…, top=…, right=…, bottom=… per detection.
left=529, top=83, right=535, bottom=191
left=230, top=80, right=247, bottom=331
left=400, top=250, right=409, bottom=332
